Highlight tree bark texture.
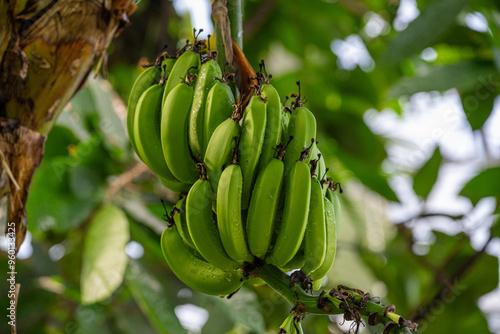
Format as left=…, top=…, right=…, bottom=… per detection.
left=0, top=0, right=136, bottom=252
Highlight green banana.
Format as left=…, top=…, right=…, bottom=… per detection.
left=202, top=79, right=236, bottom=155
left=161, top=82, right=199, bottom=184
left=284, top=84, right=317, bottom=175
left=246, top=157, right=284, bottom=258
left=239, top=94, right=268, bottom=209
left=311, top=192, right=340, bottom=290
left=204, top=117, right=240, bottom=195
left=217, top=164, right=253, bottom=263
left=280, top=245, right=305, bottom=272
left=256, top=83, right=282, bottom=174
left=278, top=314, right=294, bottom=334
left=133, top=83, right=182, bottom=184
left=267, top=154, right=311, bottom=267
left=310, top=144, right=326, bottom=180
left=158, top=176, right=191, bottom=194
left=284, top=105, right=317, bottom=175
left=161, top=225, right=244, bottom=296
left=188, top=59, right=222, bottom=159
left=301, top=177, right=327, bottom=275
left=162, top=50, right=200, bottom=105
left=127, top=66, right=160, bottom=153
left=278, top=314, right=302, bottom=334
left=186, top=175, right=240, bottom=270
left=171, top=196, right=196, bottom=250
left=160, top=57, right=176, bottom=79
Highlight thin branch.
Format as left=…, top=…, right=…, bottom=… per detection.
left=255, top=264, right=417, bottom=333
left=104, top=162, right=149, bottom=201
left=0, top=150, right=20, bottom=191
left=410, top=235, right=494, bottom=322
left=212, top=0, right=236, bottom=73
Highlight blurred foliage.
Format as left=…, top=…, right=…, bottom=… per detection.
left=1, top=0, right=500, bottom=333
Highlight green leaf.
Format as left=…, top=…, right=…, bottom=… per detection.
left=43, top=125, right=79, bottom=160
left=388, top=61, right=496, bottom=98
left=461, top=84, right=497, bottom=130
left=125, top=259, right=185, bottom=334
left=70, top=165, right=101, bottom=199
left=381, top=0, right=470, bottom=66
left=77, top=304, right=113, bottom=334
left=413, top=147, right=442, bottom=198
left=81, top=204, right=130, bottom=304
left=202, top=288, right=266, bottom=334
left=27, top=157, right=100, bottom=233
left=459, top=167, right=500, bottom=205
left=87, top=78, right=129, bottom=157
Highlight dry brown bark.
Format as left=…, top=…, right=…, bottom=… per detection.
left=0, top=0, right=136, bottom=253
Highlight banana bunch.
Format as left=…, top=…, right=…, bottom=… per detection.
left=128, top=38, right=342, bottom=298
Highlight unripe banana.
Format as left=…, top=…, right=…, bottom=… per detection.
left=161, top=225, right=244, bottom=296
left=301, top=178, right=327, bottom=275
left=161, top=82, right=199, bottom=184
left=133, top=83, right=182, bottom=185
left=267, top=157, right=311, bottom=267
left=278, top=314, right=294, bottom=334
left=281, top=245, right=305, bottom=272
left=186, top=175, right=240, bottom=270
left=246, top=158, right=284, bottom=258
left=217, top=164, right=254, bottom=263
left=278, top=314, right=302, bottom=334
left=310, top=145, right=326, bottom=180
left=158, top=176, right=191, bottom=194
left=204, top=117, right=240, bottom=196
left=162, top=50, right=200, bottom=106
left=311, top=193, right=339, bottom=290
left=127, top=66, right=160, bottom=153
left=239, top=95, right=268, bottom=209
left=202, top=80, right=235, bottom=155
left=160, top=57, right=176, bottom=79
left=172, top=196, right=196, bottom=250
left=256, top=83, right=282, bottom=174
left=188, top=59, right=222, bottom=159
left=284, top=106, right=317, bottom=175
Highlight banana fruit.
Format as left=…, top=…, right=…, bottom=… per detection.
left=239, top=94, right=268, bottom=209
left=186, top=173, right=240, bottom=270
left=129, top=43, right=346, bottom=307
left=217, top=163, right=254, bottom=263
left=162, top=49, right=200, bottom=106
left=202, top=77, right=236, bottom=155
left=267, top=149, right=312, bottom=267
left=188, top=58, right=222, bottom=159
left=161, top=225, right=244, bottom=296
left=204, top=115, right=240, bottom=196
left=127, top=65, right=161, bottom=154
left=256, top=70, right=282, bottom=174
left=161, top=81, right=199, bottom=184
left=284, top=84, right=317, bottom=175
left=246, top=149, right=285, bottom=259
left=301, top=176, right=326, bottom=275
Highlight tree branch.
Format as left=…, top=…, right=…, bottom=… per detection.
left=255, top=264, right=417, bottom=333
left=410, top=236, right=494, bottom=323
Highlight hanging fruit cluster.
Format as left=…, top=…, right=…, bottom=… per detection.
left=127, top=35, right=342, bottom=297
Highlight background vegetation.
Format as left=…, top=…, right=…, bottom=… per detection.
left=1, top=0, right=500, bottom=333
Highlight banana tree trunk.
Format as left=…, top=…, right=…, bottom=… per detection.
left=0, top=0, right=136, bottom=253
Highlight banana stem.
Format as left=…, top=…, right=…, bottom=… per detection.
left=227, top=0, right=242, bottom=47
left=213, top=0, right=242, bottom=71
left=257, top=264, right=416, bottom=333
